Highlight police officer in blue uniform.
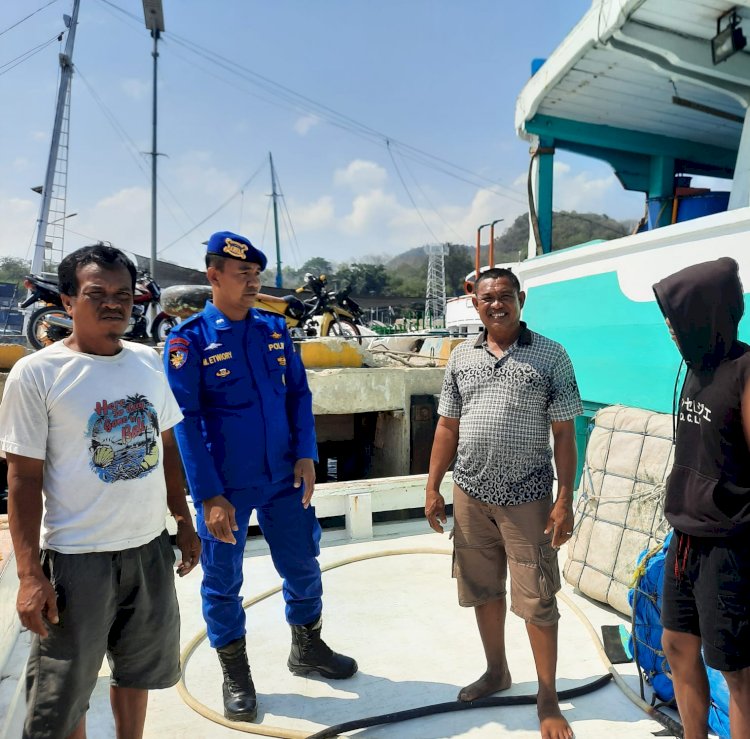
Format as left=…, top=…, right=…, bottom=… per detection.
left=164, top=231, right=357, bottom=723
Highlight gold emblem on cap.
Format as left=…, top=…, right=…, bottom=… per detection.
left=223, top=237, right=248, bottom=260
left=271, top=331, right=282, bottom=339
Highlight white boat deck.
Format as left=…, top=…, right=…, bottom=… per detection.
left=1, top=511, right=688, bottom=739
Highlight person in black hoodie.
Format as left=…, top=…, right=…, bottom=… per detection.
left=653, top=257, right=750, bottom=739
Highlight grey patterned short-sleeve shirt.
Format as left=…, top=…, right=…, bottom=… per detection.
left=438, top=323, right=582, bottom=506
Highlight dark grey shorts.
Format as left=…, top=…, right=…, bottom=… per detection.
left=23, top=530, right=181, bottom=739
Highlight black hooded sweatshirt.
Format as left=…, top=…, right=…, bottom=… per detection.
left=653, top=257, right=750, bottom=537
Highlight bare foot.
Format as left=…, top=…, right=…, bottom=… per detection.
left=457, top=666, right=512, bottom=702
left=537, top=690, right=573, bottom=739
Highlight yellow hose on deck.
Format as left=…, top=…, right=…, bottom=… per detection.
left=176, top=547, right=669, bottom=738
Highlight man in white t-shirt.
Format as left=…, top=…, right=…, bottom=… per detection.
left=0, top=244, right=200, bottom=739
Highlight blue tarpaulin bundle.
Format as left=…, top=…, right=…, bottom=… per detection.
left=628, top=531, right=730, bottom=738
left=629, top=532, right=675, bottom=703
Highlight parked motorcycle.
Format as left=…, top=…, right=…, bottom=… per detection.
left=261, top=273, right=364, bottom=341
left=161, top=273, right=364, bottom=341
left=21, top=271, right=177, bottom=350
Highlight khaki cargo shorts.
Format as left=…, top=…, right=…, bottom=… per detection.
left=451, top=485, right=561, bottom=625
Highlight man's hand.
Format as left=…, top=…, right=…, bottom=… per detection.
left=202, top=495, right=238, bottom=544
left=425, top=488, right=447, bottom=534
left=17, top=572, right=58, bottom=638
left=294, top=458, right=316, bottom=508
left=545, top=499, right=575, bottom=549
left=175, top=519, right=201, bottom=576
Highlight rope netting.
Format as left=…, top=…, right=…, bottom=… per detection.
left=564, top=405, right=674, bottom=616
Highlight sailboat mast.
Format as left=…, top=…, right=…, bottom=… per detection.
left=32, top=0, right=80, bottom=275
left=269, top=152, right=282, bottom=288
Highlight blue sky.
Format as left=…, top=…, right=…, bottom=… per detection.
left=1, top=0, right=644, bottom=273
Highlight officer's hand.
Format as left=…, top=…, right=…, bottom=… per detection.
left=425, top=488, right=447, bottom=534
left=294, top=458, right=316, bottom=508
left=203, top=495, right=238, bottom=545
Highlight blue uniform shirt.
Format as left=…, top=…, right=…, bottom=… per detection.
left=164, top=301, right=317, bottom=504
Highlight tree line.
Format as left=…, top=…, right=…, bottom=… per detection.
left=0, top=211, right=631, bottom=299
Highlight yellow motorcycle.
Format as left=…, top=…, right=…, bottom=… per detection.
left=257, top=273, right=363, bottom=340
left=162, top=273, right=363, bottom=341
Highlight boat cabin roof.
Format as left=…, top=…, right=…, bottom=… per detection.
left=515, top=0, right=750, bottom=185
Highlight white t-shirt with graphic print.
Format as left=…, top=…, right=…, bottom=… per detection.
left=0, top=340, right=183, bottom=553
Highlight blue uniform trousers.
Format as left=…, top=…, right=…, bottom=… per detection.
left=197, top=480, right=323, bottom=649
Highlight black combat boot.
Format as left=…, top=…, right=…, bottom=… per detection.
left=287, top=617, right=358, bottom=679
left=216, top=638, right=257, bottom=722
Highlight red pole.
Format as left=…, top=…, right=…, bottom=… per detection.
left=474, top=226, right=482, bottom=289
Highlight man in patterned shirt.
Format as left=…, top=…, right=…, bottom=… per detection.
left=425, top=267, right=581, bottom=739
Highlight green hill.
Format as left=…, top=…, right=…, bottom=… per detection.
left=281, top=211, right=631, bottom=297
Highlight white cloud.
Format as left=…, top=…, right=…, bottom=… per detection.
left=67, top=187, right=152, bottom=255
left=170, top=150, right=241, bottom=200
left=554, top=170, right=618, bottom=212
left=31, top=131, right=47, bottom=142
left=294, top=114, right=320, bottom=136
left=121, top=78, right=149, bottom=100
left=338, top=189, right=404, bottom=236
left=334, top=160, right=387, bottom=192
left=291, top=196, right=335, bottom=231
left=513, top=161, right=621, bottom=214
left=96, top=187, right=150, bottom=212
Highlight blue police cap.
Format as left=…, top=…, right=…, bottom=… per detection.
left=206, top=231, right=267, bottom=270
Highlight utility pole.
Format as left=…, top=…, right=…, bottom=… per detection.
left=269, top=152, right=282, bottom=288
left=142, top=0, right=164, bottom=280
left=31, top=0, right=80, bottom=276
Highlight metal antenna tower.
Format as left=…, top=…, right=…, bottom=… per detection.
left=32, top=1, right=80, bottom=277
left=424, top=243, right=449, bottom=327
left=42, top=80, right=72, bottom=273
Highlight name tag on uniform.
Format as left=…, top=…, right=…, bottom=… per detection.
left=203, top=351, right=233, bottom=366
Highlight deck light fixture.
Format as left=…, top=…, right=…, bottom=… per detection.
left=711, top=9, right=746, bottom=65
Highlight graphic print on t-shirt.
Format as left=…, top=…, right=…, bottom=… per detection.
left=87, top=394, right=160, bottom=482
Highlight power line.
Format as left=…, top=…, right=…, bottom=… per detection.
left=260, top=193, right=273, bottom=255
left=0, top=33, right=62, bottom=77
left=392, top=146, right=466, bottom=243
left=92, top=0, right=627, bottom=244
left=0, top=0, right=59, bottom=38
left=66, top=226, right=109, bottom=242
left=272, top=167, right=303, bottom=267
left=74, top=65, right=193, bottom=234
left=169, top=32, right=527, bottom=202
left=386, top=140, right=442, bottom=243
left=94, top=0, right=525, bottom=203
left=158, top=157, right=268, bottom=254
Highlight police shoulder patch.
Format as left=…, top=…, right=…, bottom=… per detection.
left=169, top=348, right=188, bottom=369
